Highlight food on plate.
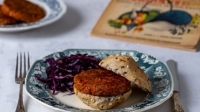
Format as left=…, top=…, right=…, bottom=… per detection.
left=0, top=5, right=18, bottom=25
left=74, top=54, right=152, bottom=110
left=74, top=69, right=132, bottom=110
left=99, top=54, right=152, bottom=92
left=35, top=53, right=152, bottom=110
left=1, top=0, right=45, bottom=23
left=35, top=54, right=101, bottom=95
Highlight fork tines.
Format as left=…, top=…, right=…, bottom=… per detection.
left=15, top=52, right=30, bottom=83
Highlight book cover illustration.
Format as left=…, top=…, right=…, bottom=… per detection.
left=108, top=0, right=200, bottom=35
left=91, top=0, right=200, bottom=51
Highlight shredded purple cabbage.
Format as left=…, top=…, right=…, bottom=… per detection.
left=35, top=54, right=101, bottom=95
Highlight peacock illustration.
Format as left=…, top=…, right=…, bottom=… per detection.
left=108, top=0, right=192, bottom=32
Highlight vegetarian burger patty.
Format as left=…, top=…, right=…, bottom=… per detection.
left=0, top=5, right=18, bottom=25
left=74, top=69, right=131, bottom=97
left=2, top=0, right=45, bottom=22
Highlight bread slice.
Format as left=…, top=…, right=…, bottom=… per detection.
left=74, top=87, right=132, bottom=110
left=99, top=55, right=152, bottom=92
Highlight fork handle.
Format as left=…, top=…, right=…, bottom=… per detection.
left=15, top=81, right=25, bottom=112
left=172, top=91, right=184, bottom=112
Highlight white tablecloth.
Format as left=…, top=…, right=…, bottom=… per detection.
left=0, top=0, right=199, bottom=112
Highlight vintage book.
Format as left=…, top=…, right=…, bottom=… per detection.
left=91, top=0, right=200, bottom=51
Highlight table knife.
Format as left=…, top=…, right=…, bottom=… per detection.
left=166, top=60, right=185, bottom=112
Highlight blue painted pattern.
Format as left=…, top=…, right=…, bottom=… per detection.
left=25, top=49, right=173, bottom=112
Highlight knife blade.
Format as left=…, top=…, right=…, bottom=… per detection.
left=166, top=60, right=184, bottom=112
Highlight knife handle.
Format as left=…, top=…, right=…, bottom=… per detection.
left=172, top=91, right=185, bottom=112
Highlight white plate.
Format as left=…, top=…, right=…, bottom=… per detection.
left=25, top=49, right=174, bottom=112
left=0, top=0, right=66, bottom=32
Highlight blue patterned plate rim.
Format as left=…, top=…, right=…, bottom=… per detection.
left=25, top=49, right=174, bottom=112
left=0, top=0, right=66, bottom=32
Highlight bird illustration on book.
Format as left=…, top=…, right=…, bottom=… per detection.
left=108, top=0, right=198, bottom=35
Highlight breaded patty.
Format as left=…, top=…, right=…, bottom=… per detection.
left=0, top=5, right=18, bottom=25
left=74, top=69, right=131, bottom=97
left=2, top=0, right=45, bottom=23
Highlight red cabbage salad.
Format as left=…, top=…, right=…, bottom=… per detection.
left=35, top=54, right=101, bottom=95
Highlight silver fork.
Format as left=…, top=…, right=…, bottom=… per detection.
left=15, top=52, right=30, bottom=112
